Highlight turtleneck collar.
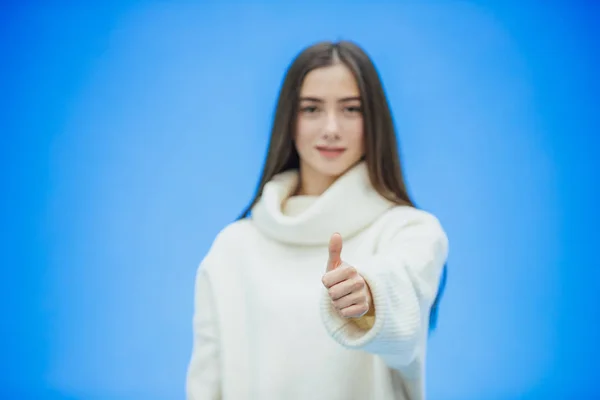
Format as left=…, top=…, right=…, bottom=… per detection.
left=250, top=162, right=394, bottom=246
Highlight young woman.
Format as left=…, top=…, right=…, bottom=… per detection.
left=186, top=40, right=449, bottom=400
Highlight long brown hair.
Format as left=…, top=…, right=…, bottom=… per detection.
left=239, top=40, right=414, bottom=218
left=238, top=40, right=447, bottom=331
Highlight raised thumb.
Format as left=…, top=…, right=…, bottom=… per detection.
left=326, top=232, right=343, bottom=272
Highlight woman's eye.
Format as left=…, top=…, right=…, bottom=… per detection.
left=301, top=106, right=319, bottom=113
left=345, top=106, right=362, bottom=114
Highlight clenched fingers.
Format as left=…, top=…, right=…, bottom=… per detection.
left=322, top=263, right=357, bottom=289
left=332, top=291, right=368, bottom=310
left=339, top=304, right=370, bottom=318
left=327, top=277, right=366, bottom=300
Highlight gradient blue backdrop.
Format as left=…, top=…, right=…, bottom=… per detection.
left=2, top=1, right=599, bottom=399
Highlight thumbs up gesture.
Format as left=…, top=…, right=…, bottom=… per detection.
left=322, top=233, right=374, bottom=319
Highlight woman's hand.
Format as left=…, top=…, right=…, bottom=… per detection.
left=322, top=233, right=374, bottom=318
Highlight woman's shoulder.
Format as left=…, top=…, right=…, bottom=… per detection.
left=209, top=218, right=257, bottom=251
left=362, top=206, right=449, bottom=264
left=199, top=219, right=257, bottom=272
left=375, top=205, right=448, bottom=247
left=382, top=205, right=445, bottom=228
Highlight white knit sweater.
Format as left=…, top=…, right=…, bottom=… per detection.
left=186, top=162, right=449, bottom=400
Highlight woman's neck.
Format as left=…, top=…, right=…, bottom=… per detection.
left=295, top=165, right=337, bottom=196
left=294, top=172, right=336, bottom=196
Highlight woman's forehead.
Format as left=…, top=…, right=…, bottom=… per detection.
left=299, top=64, right=360, bottom=99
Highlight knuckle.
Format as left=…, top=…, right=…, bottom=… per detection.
left=353, top=279, right=364, bottom=291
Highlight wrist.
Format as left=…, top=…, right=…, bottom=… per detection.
left=365, top=284, right=375, bottom=316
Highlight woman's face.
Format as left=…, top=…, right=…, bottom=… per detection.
left=294, top=63, right=365, bottom=194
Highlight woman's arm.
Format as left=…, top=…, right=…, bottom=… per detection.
left=186, top=268, right=221, bottom=400
left=320, top=209, right=449, bottom=369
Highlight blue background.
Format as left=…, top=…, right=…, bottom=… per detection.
left=1, top=1, right=599, bottom=399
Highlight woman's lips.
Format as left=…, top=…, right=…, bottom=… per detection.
left=316, top=146, right=346, bottom=159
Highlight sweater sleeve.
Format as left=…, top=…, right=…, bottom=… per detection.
left=320, top=210, right=449, bottom=369
left=186, top=267, right=221, bottom=400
